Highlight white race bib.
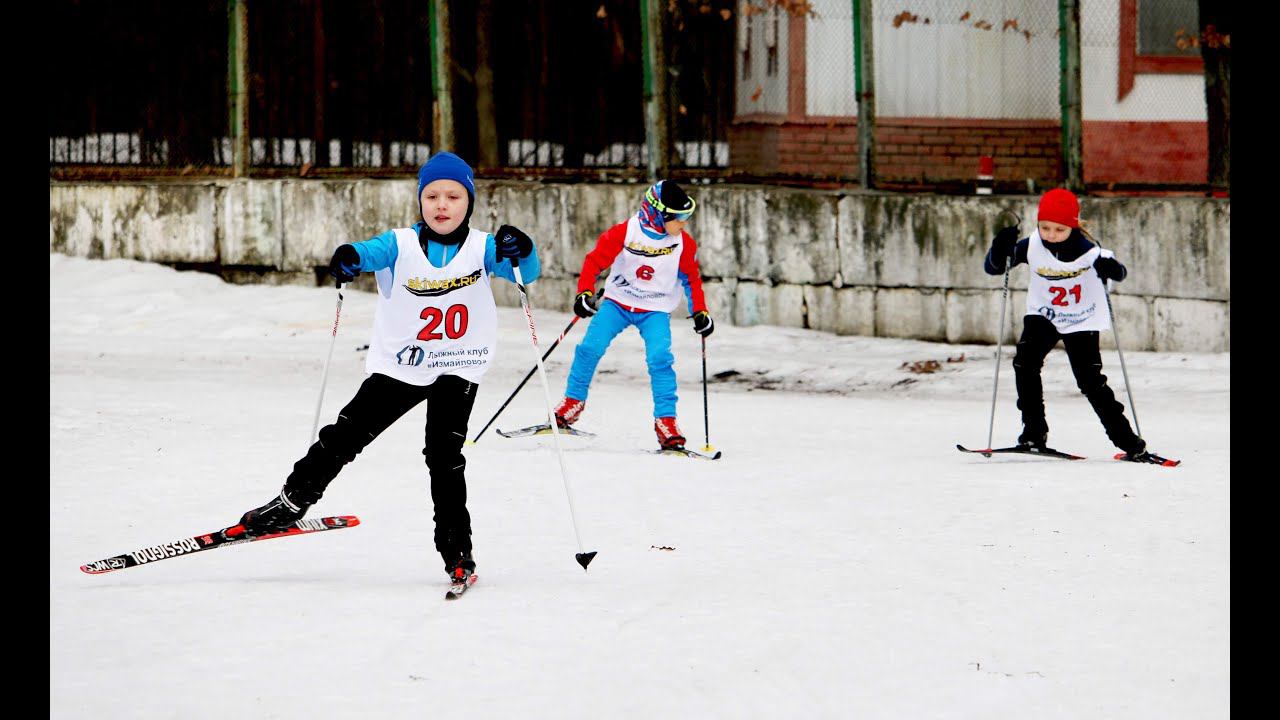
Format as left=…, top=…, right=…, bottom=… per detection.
left=603, top=217, right=685, bottom=312
left=366, top=228, right=497, bottom=385
left=1023, top=229, right=1113, bottom=333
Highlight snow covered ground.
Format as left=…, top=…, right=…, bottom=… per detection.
left=50, top=254, right=1229, bottom=719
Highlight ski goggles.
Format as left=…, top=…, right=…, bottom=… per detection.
left=645, top=186, right=696, bottom=222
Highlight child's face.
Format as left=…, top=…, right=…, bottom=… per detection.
left=663, top=219, right=688, bottom=236
left=420, top=179, right=470, bottom=235
left=1037, top=220, right=1072, bottom=243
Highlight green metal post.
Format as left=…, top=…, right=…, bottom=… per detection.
left=228, top=0, right=249, bottom=176
left=1059, top=0, right=1083, bottom=191
left=853, top=0, right=875, bottom=189
left=428, top=0, right=454, bottom=153
left=640, top=0, right=668, bottom=181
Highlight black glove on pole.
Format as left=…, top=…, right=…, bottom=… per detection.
left=990, top=226, right=1019, bottom=271
left=1093, top=255, right=1126, bottom=282
left=692, top=311, right=714, bottom=337
left=329, top=244, right=361, bottom=283
left=495, top=224, right=533, bottom=259
left=573, top=291, right=599, bottom=318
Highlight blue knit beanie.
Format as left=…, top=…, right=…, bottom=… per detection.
left=417, top=152, right=476, bottom=200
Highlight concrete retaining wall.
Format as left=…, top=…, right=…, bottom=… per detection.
left=50, top=180, right=1230, bottom=351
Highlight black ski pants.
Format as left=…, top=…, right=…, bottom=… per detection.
left=1012, top=315, right=1143, bottom=453
left=282, top=372, right=478, bottom=555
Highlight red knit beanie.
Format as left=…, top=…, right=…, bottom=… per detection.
left=1037, top=188, right=1080, bottom=228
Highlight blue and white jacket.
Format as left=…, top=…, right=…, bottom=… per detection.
left=349, top=221, right=541, bottom=282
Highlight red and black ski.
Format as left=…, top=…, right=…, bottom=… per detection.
left=79, top=515, right=361, bottom=575
left=1114, top=452, right=1181, bottom=467
left=956, top=444, right=1085, bottom=461
left=445, top=572, right=478, bottom=600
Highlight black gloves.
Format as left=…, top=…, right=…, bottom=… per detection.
left=573, top=291, right=598, bottom=319
left=329, top=244, right=361, bottom=284
left=495, top=224, right=533, bottom=260
left=1093, top=255, right=1126, bottom=282
left=692, top=311, right=714, bottom=337
left=989, top=226, right=1020, bottom=269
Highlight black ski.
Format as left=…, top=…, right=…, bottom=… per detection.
left=79, top=516, right=361, bottom=575
left=956, top=444, right=1085, bottom=461
left=654, top=447, right=723, bottom=460
left=1113, top=452, right=1181, bottom=467
left=497, top=423, right=596, bottom=439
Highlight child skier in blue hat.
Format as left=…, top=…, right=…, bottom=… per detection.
left=237, top=152, right=542, bottom=586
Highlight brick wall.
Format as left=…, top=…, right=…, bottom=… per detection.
left=730, top=118, right=1211, bottom=187
left=1082, top=121, right=1207, bottom=186
left=727, top=122, right=780, bottom=174
left=730, top=117, right=1061, bottom=185
left=874, top=119, right=1061, bottom=186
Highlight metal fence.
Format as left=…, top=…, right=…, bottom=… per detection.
left=49, top=0, right=1221, bottom=190
left=455, top=0, right=649, bottom=170
left=49, top=0, right=435, bottom=176
left=870, top=0, right=1061, bottom=120
left=446, top=0, right=735, bottom=172
left=247, top=0, right=434, bottom=171
left=49, top=0, right=229, bottom=172
left=666, top=0, right=737, bottom=170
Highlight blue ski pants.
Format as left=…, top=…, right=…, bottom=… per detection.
left=564, top=299, right=677, bottom=418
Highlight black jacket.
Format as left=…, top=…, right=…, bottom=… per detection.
left=984, top=229, right=1126, bottom=280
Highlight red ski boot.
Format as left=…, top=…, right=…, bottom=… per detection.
left=654, top=417, right=686, bottom=450
left=553, top=397, right=585, bottom=428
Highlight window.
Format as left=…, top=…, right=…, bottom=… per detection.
left=1118, top=0, right=1202, bottom=100
left=765, top=6, right=779, bottom=77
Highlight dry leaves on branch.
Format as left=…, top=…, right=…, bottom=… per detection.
left=1176, top=25, right=1230, bottom=50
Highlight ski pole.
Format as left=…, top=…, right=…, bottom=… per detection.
left=701, top=334, right=714, bottom=453
left=1080, top=229, right=1142, bottom=438
left=987, top=264, right=1011, bottom=451
left=508, top=253, right=597, bottom=571
left=986, top=209, right=1021, bottom=450
left=310, top=280, right=346, bottom=448
left=469, top=315, right=582, bottom=444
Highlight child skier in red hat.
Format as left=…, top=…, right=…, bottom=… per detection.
left=984, top=188, right=1175, bottom=465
